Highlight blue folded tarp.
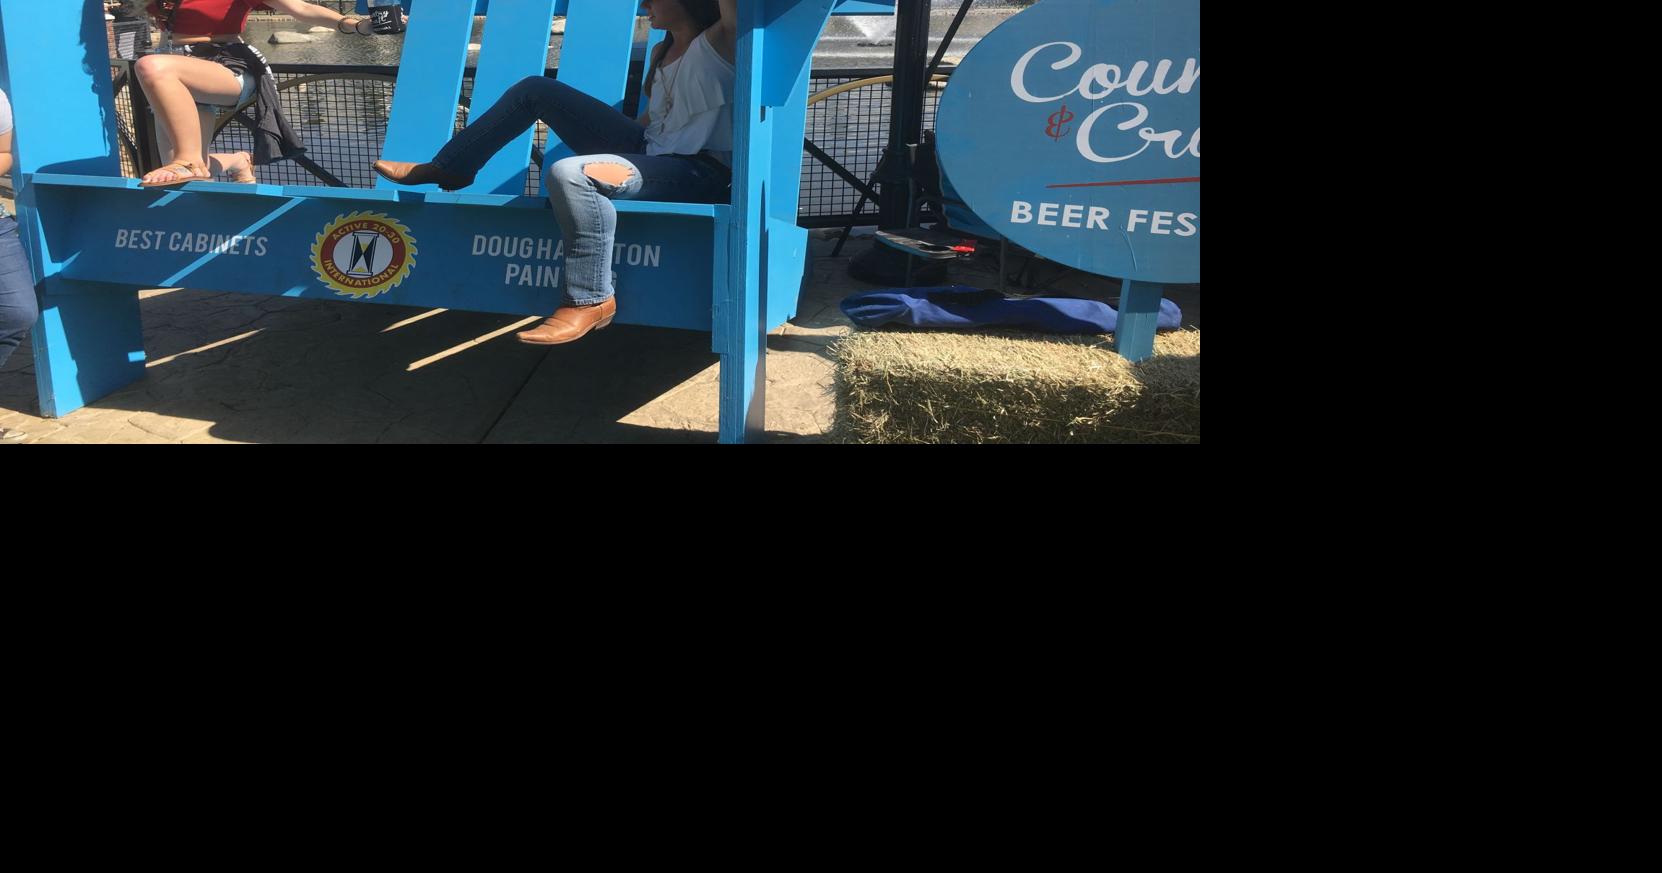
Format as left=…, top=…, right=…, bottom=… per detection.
left=840, top=285, right=1182, bottom=334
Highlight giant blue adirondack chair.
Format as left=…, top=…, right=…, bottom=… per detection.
left=0, top=0, right=894, bottom=443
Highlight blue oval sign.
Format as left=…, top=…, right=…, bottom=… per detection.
left=935, top=0, right=1200, bottom=283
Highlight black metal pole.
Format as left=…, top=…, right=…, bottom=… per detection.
left=804, top=139, right=882, bottom=204
left=877, top=0, right=930, bottom=229
left=927, top=0, right=974, bottom=81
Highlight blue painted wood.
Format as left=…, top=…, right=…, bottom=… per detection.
left=29, top=284, right=148, bottom=418
left=4, top=0, right=838, bottom=440
left=766, top=218, right=809, bottom=331
left=759, top=2, right=834, bottom=332
left=465, top=0, right=560, bottom=195
left=30, top=174, right=724, bottom=217
left=761, top=0, right=836, bottom=107
left=831, top=0, right=896, bottom=14
left=534, top=0, right=641, bottom=198
left=1115, top=280, right=1162, bottom=363
left=541, top=0, right=638, bottom=160
left=376, top=0, right=474, bottom=190
left=715, top=1, right=838, bottom=441
left=720, top=0, right=769, bottom=443
left=25, top=179, right=722, bottom=331
left=0, top=3, right=145, bottom=418
left=764, top=9, right=826, bottom=225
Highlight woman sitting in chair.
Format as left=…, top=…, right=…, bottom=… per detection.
left=373, top=0, right=736, bottom=346
left=131, top=0, right=404, bottom=188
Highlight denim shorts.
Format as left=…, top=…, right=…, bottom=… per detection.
left=163, top=42, right=259, bottom=112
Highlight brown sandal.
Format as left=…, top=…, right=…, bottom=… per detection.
left=139, top=160, right=212, bottom=188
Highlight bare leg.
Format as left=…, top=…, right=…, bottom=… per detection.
left=210, top=150, right=257, bottom=183
left=195, top=103, right=257, bottom=183
left=135, top=53, right=243, bottom=185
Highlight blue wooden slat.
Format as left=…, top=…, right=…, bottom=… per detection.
left=273, top=185, right=401, bottom=203
left=23, top=174, right=135, bottom=191
left=765, top=219, right=808, bottom=330
left=377, top=0, right=475, bottom=190
left=761, top=0, right=835, bottom=107
left=26, top=183, right=722, bottom=332
left=720, top=0, right=769, bottom=443
left=765, top=1, right=831, bottom=228
left=465, top=0, right=560, bottom=195
left=421, top=191, right=722, bottom=217
left=31, top=175, right=407, bottom=206
left=535, top=0, right=642, bottom=194
left=710, top=0, right=836, bottom=441
left=831, top=0, right=895, bottom=14
left=547, top=0, right=638, bottom=125
left=29, top=174, right=728, bottom=217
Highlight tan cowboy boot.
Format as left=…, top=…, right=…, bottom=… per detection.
left=516, top=298, right=617, bottom=345
left=372, top=159, right=474, bottom=191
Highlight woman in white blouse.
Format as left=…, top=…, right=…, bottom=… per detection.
left=373, top=0, right=736, bottom=345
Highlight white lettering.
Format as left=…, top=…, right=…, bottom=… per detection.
left=1010, top=41, right=1084, bottom=103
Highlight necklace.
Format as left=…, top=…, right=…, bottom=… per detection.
left=659, top=50, right=685, bottom=115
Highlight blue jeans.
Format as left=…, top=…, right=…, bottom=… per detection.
left=0, top=217, right=39, bottom=370
left=430, top=76, right=730, bottom=305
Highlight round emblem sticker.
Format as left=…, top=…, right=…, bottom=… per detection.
left=312, top=212, right=417, bottom=298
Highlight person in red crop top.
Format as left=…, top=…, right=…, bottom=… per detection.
left=146, top=0, right=271, bottom=35
left=131, top=0, right=403, bottom=187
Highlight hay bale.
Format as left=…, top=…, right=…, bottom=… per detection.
left=830, top=328, right=1199, bottom=443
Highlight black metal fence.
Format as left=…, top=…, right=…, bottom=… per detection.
left=111, top=59, right=947, bottom=228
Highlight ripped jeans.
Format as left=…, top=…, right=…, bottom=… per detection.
left=429, top=76, right=730, bottom=305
